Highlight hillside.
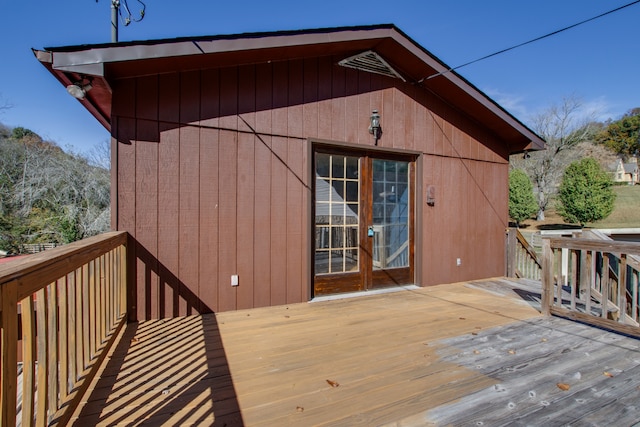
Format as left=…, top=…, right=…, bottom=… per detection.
left=0, top=123, right=110, bottom=253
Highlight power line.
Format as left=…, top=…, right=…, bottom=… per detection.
left=423, top=0, right=640, bottom=81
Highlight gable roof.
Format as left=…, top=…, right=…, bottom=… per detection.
left=33, top=24, right=544, bottom=153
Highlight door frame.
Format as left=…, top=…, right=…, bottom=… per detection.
left=310, top=140, right=420, bottom=298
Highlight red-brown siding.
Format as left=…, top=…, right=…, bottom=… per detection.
left=113, top=56, right=510, bottom=318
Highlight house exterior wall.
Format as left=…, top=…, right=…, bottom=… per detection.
left=112, top=56, right=509, bottom=319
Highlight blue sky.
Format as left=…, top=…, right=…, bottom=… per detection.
left=0, top=0, right=638, bottom=154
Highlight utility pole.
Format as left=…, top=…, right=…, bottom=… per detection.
left=111, top=0, right=119, bottom=43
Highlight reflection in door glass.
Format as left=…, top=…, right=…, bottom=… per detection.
left=372, top=160, right=409, bottom=269
left=315, top=154, right=360, bottom=275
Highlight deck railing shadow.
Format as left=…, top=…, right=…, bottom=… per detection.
left=74, top=314, right=243, bottom=425
left=73, top=239, right=243, bottom=426
left=0, top=232, right=128, bottom=426
left=0, top=232, right=243, bottom=426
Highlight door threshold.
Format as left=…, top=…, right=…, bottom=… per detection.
left=310, top=284, right=420, bottom=303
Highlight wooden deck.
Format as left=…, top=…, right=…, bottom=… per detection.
left=70, top=279, right=640, bottom=426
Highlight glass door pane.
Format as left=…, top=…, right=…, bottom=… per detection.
left=371, top=159, right=409, bottom=269
left=315, top=153, right=360, bottom=275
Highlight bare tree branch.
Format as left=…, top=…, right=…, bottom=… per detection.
left=511, top=95, right=597, bottom=220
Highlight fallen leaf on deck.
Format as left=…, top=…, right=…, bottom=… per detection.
left=541, top=338, right=548, bottom=342
left=131, top=338, right=139, bottom=343
left=473, top=350, right=480, bottom=354
left=508, top=350, right=516, bottom=355
left=296, top=406, right=304, bottom=412
left=284, top=315, right=290, bottom=318
left=471, top=332, right=478, bottom=336
left=326, top=379, right=340, bottom=388
left=557, top=383, right=570, bottom=391
left=459, top=317, right=466, bottom=320
left=603, top=371, right=614, bottom=378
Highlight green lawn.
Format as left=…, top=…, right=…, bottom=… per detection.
left=589, top=185, right=640, bottom=229
left=520, top=185, right=640, bottom=230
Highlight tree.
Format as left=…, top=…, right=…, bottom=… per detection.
left=508, top=169, right=537, bottom=227
left=0, top=124, right=110, bottom=252
left=595, top=108, right=640, bottom=157
left=511, top=95, right=595, bottom=220
left=556, top=158, right=615, bottom=227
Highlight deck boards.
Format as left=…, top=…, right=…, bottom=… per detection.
left=70, top=279, right=640, bottom=426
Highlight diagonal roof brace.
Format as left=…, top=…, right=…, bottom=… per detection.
left=338, top=50, right=406, bottom=82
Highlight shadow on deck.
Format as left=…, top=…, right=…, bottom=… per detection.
left=71, top=278, right=640, bottom=426
left=73, top=315, right=243, bottom=426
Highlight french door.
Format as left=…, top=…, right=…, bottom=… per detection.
left=313, top=148, right=415, bottom=296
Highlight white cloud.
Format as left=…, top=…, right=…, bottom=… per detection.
left=482, top=88, right=529, bottom=119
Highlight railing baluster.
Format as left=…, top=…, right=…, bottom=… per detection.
left=541, top=239, right=553, bottom=316
left=76, top=264, right=89, bottom=381
left=89, top=259, right=96, bottom=362
left=1, top=280, right=18, bottom=427
left=539, top=236, right=640, bottom=337
left=36, top=287, right=48, bottom=426
left=47, top=282, right=58, bottom=422
left=602, top=254, right=610, bottom=319
left=21, top=294, right=36, bottom=427
left=555, top=248, right=562, bottom=309
left=587, top=251, right=598, bottom=314
left=58, top=277, right=69, bottom=401
left=570, top=249, right=577, bottom=310
left=0, top=231, right=128, bottom=426
left=67, top=271, right=77, bottom=392
left=579, top=250, right=587, bottom=305
left=633, top=271, right=639, bottom=323
left=619, top=254, right=627, bottom=323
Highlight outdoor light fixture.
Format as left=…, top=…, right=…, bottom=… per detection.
left=523, top=150, right=531, bottom=159
left=369, top=110, right=382, bottom=145
left=66, top=82, right=93, bottom=100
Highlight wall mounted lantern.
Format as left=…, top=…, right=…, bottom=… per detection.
left=369, top=110, right=382, bottom=145
left=523, top=150, right=531, bottom=160
left=66, top=81, right=93, bottom=100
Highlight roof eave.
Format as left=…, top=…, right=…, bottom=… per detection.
left=34, top=24, right=545, bottom=151
left=33, top=49, right=112, bottom=131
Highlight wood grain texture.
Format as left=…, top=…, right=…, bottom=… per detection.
left=111, top=57, right=514, bottom=317
left=72, top=279, right=640, bottom=426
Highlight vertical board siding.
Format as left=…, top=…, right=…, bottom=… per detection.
left=135, top=75, right=159, bottom=320
left=303, top=57, right=319, bottom=138
left=317, top=56, right=333, bottom=141
left=199, top=68, right=221, bottom=313
left=199, top=127, right=219, bottom=312
left=270, top=136, right=289, bottom=306
left=179, top=71, right=201, bottom=316
left=253, top=134, right=272, bottom=308
left=254, top=62, right=273, bottom=308
left=237, top=133, right=255, bottom=310
left=236, top=65, right=256, bottom=311
left=114, top=57, right=510, bottom=318
left=218, top=130, right=238, bottom=312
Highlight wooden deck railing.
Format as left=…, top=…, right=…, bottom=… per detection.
left=0, top=231, right=129, bottom=427
left=541, top=236, right=640, bottom=338
left=506, top=228, right=542, bottom=280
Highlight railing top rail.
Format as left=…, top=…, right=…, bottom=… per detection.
left=515, top=230, right=541, bottom=265
left=544, top=236, right=640, bottom=256
left=0, top=231, right=127, bottom=300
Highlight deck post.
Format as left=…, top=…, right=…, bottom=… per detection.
left=541, top=238, right=553, bottom=316
left=506, top=228, right=517, bottom=277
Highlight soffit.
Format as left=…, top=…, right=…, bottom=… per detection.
left=34, top=25, right=544, bottom=152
